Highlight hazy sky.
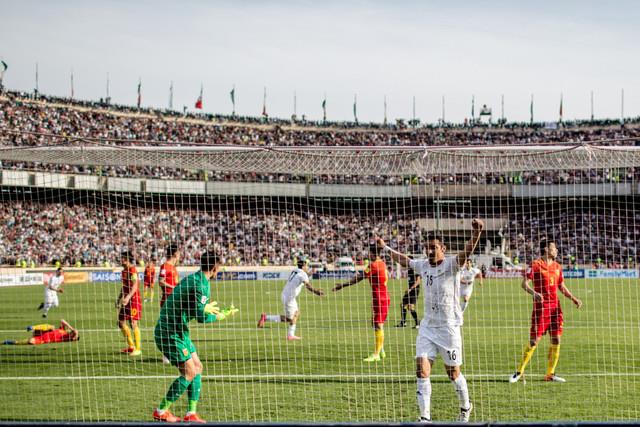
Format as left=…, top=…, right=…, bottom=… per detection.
left=1, top=0, right=638, bottom=123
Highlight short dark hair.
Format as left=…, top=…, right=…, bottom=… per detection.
left=166, top=243, right=180, bottom=258
left=56, top=267, right=63, bottom=272
left=200, top=251, right=219, bottom=272
left=369, top=244, right=381, bottom=258
left=120, top=250, right=133, bottom=262
left=426, top=233, right=445, bottom=245
left=539, top=239, right=555, bottom=253
left=296, top=257, right=308, bottom=269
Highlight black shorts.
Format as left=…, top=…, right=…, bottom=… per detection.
left=402, top=288, right=419, bottom=306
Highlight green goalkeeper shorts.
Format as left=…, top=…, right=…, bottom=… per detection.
left=154, top=329, right=196, bottom=366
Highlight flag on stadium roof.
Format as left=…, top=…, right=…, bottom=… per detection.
left=230, top=85, right=235, bottom=115
left=322, top=95, right=327, bottom=122
left=195, top=84, right=203, bottom=109
left=559, top=93, right=564, bottom=122
left=262, top=86, right=267, bottom=117
left=136, top=78, right=142, bottom=108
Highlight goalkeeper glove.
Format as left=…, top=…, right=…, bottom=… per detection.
left=204, top=301, right=220, bottom=315
left=215, top=305, right=239, bottom=321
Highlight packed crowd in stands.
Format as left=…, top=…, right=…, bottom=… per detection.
left=508, top=208, right=639, bottom=267
left=1, top=201, right=637, bottom=268
left=1, top=92, right=640, bottom=185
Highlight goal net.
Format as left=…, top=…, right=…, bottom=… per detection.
left=0, top=142, right=638, bottom=422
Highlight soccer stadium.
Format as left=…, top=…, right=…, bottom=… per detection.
left=1, top=2, right=639, bottom=426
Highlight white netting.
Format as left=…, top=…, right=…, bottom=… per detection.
left=0, top=138, right=639, bottom=422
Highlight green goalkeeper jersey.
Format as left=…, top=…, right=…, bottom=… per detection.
left=155, top=270, right=217, bottom=337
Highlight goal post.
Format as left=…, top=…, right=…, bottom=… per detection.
left=0, top=142, right=638, bottom=422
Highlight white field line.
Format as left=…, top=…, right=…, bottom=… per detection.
left=1, top=372, right=640, bottom=381
left=1, top=324, right=638, bottom=334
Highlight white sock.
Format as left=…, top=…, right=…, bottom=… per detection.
left=287, top=324, right=297, bottom=337
left=460, top=300, right=468, bottom=312
left=266, top=315, right=281, bottom=322
left=417, top=378, right=431, bottom=420
left=452, top=374, right=470, bottom=410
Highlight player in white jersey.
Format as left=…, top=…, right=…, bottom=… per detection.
left=378, top=218, right=484, bottom=423
left=257, top=258, right=324, bottom=340
left=41, top=268, right=64, bottom=318
left=457, top=260, right=483, bottom=312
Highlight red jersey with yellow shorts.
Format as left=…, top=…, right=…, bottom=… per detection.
left=526, top=258, right=564, bottom=340
left=118, top=266, right=142, bottom=321
left=159, top=262, right=179, bottom=306
left=365, top=259, right=390, bottom=324
left=144, top=265, right=156, bottom=288
left=32, top=327, right=74, bottom=345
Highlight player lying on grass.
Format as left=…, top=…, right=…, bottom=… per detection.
left=510, top=239, right=582, bottom=384
left=332, top=244, right=390, bottom=362
left=257, top=257, right=324, bottom=340
left=153, top=251, right=238, bottom=423
left=378, top=218, right=483, bottom=423
left=3, top=319, right=79, bottom=345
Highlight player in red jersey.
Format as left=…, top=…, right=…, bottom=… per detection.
left=117, top=250, right=142, bottom=357
left=333, top=244, right=390, bottom=362
left=159, top=244, right=180, bottom=307
left=510, top=239, right=582, bottom=383
left=143, top=257, right=157, bottom=303
left=3, top=319, right=80, bottom=345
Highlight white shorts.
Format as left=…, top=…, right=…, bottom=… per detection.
left=416, top=323, right=463, bottom=367
left=44, top=292, right=59, bottom=309
left=282, top=297, right=299, bottom=319
left=460, top=284, right=474, bottom=298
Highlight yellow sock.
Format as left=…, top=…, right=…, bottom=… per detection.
left=374, top=329, right=384, bottom=356
left=516, top=343, right=537, bottom=374
left=149, top=289, right=154, bottom=301
left=546, top=344, right=560, bottom=376
left=32, top=324, right=55, bottom=332
left=133, top=326, right=141, bottom=351
left=143, top=288, right=149, bottom=299
left=121, top=325, right=134, bottom=348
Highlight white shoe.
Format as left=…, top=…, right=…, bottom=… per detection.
left=544, top=374, right=566, bottom=383
left=162, top=355, right=171, bottom=365
left=417, top=416, right=431, bottom=423
left=458, top=402, right=473, bottom=423
left=509, top=372, right=522, bottom=383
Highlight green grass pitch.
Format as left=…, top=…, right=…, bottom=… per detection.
left=0, top=277, right=639, bottom=422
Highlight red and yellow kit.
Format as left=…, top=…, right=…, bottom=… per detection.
left=119, top=265, right=141, bottom=321
left=159, top=262, right=179, bottom=306
left=144, top=264, right=156, bottom=288
left=526, top=259, right=564, bottom=340
left=32, top=327, right=74, bottom=345
left=365, top=259, right=390, bottom=324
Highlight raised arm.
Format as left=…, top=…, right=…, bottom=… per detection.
left=456, top=219, right=484, bottom=266
left=376, top=237, right=411, bottom=268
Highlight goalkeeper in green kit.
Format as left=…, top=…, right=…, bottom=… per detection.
left=152, top=251, right=238, bottom=423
